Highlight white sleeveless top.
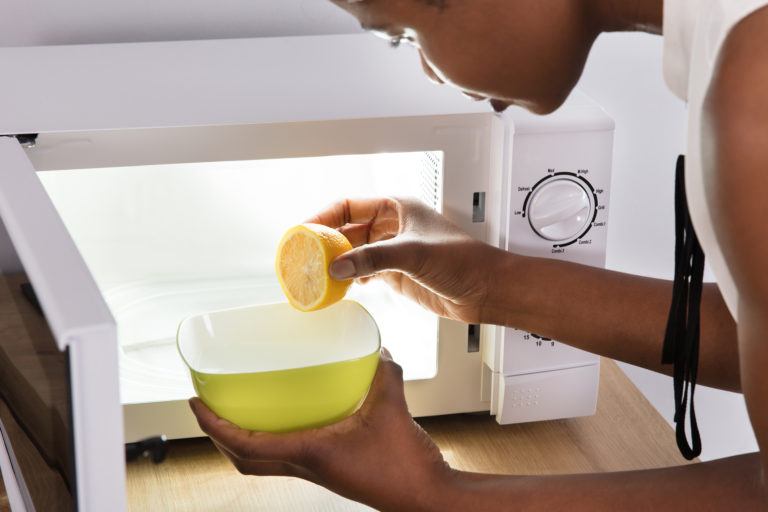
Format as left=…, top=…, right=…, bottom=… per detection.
left=663, top=0, right=768, bottom=322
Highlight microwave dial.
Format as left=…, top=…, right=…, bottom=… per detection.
left=524, top=173, right=597, bottom=243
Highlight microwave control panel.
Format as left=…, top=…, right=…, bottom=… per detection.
left=499, top=122, right=613, bottom=376
left=510, top=167, right=610, bottom=266
left=522, top=171, right=601, bottom=248
left=484, top=108, right=613, bottom=425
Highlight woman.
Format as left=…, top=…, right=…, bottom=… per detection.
left=190, top=1, right=768, bottom=509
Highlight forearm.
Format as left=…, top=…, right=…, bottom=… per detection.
left=483, top=253, right=739, bottom=391
left=432, top=453, right=765, bottom=511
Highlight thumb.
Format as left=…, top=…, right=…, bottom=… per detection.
left=360, top=348, right=407, bottom=414
left=329, top=239, right=423, bottom=280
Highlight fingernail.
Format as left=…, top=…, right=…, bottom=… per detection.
left=380, top=347, right=392, bottom=359
left=330, top=258, right=356, bottom=280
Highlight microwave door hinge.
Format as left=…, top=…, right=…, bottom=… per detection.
left=0, top=134, right=38, bottom=148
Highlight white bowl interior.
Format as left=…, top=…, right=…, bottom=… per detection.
left=178, top=300, right=380, bottom=374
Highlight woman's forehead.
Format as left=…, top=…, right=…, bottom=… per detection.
left=330, top=0, right=447, bottom=34
left=329, top=0, right=371, bottom=17
left=331, top=0, right=400, bottom=26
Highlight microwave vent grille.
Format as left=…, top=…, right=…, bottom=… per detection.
left=420, top=151, right=443, bottom=211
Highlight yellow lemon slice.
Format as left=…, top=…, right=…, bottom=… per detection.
left=276, top=224, right=353, bottom=312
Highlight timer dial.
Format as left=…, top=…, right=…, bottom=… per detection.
left=527, top=177, right=593, bottom=242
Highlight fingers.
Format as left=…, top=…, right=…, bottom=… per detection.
left=189, top=398, right=307, bottom=464
left=305, top=198, right=398, bottom=230
left=211, top=440, right=315, bottom=479
left=232, top=461, right=313, bottom=479
left=360, top=350, right=408, bottom=414
left=308, top=198, right=430, bottom=280
left=329, top=238, right=425, bottom=280
left=337, top=224, right=372, bottom=247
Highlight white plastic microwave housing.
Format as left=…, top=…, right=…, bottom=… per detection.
left=0, top=34, right=613, bottom=511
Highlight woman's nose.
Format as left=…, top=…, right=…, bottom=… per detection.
left=419, top=51, right=444, bottom=85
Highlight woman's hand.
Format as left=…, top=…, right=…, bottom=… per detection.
left=189, top=350, right=455, bottom=512
left=306, top=197, right=510, bottom=324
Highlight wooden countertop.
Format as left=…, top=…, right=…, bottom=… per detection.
left=123, top=359, right=692, bottom=511
left=0, top=475, right=7, bottom=512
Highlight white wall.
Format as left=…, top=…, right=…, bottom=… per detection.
left=0, top=0, right=360, bottom=47
left=577, top=33, right=757, bottom=462
left=2, top=1, right=756, bottom=461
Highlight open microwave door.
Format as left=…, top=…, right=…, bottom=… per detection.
left=0, top=137, right=126, bottom=512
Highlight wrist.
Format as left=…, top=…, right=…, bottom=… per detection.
left=479, top=249, right=536, bottom=327
left=373, top=465, right=465, bottom=512
left=420, top=468, right=472, bottom=512
left=427, top=469, right=518, bottom=512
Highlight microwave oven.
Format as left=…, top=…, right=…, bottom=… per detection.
left=0, top=34, right=613, bottom=510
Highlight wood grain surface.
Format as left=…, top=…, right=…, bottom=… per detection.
left=0, top=474, right=8, bottom=512
left=0, top=273, right=74, bottom=511
left=123, top=359, right=693, bottom=511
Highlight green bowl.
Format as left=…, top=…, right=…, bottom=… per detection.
left=177, top=300, right=380, bottom=433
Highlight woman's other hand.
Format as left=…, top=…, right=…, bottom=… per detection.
left=189, top=350, right=454, bottom=512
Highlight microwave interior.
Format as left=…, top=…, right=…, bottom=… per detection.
left=37, top=150, right=445, bottom=408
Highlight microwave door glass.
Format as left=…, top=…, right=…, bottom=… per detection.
left=38, top=151, right=444, bottom=408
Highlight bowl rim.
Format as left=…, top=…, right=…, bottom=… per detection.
left=176, top=299, right=381, bottom=375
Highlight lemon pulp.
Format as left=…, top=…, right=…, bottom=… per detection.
left=276, top=224, right=353, bottom=311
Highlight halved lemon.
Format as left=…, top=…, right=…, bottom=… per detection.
left=275, top=224, right=354, bottom=312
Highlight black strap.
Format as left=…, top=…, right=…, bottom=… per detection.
left=662, top=155, right=704, bottom=460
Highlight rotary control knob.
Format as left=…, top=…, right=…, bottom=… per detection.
left=527, top=177, right=594, bottom=242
